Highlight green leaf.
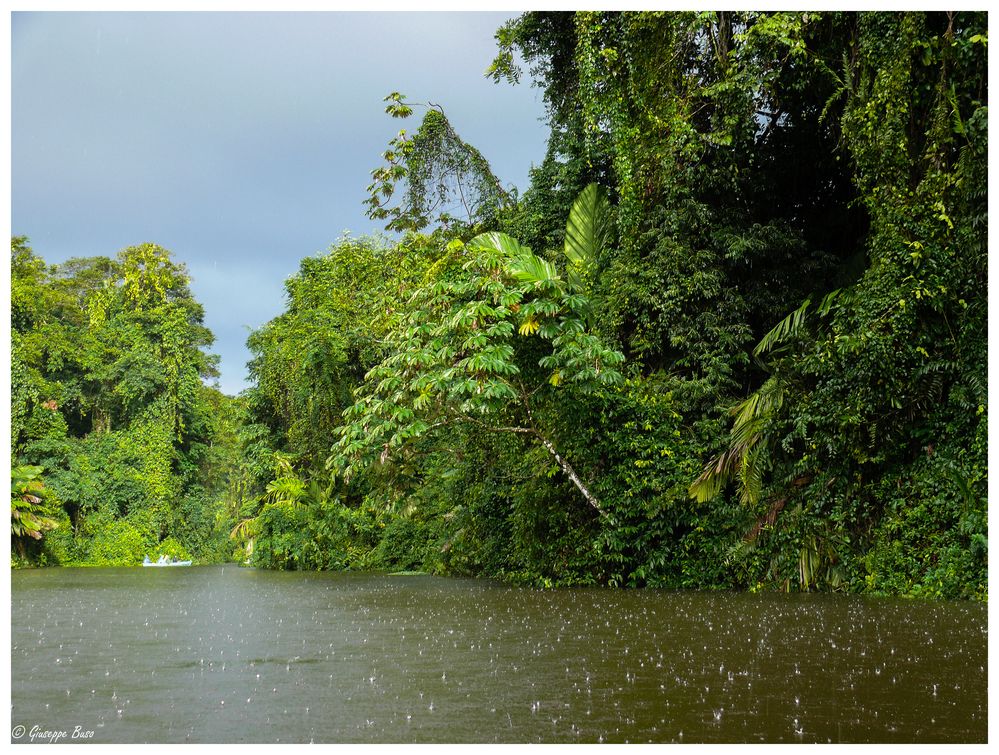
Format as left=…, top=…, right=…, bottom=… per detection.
left=510, top=252, right=561, bottom=286
left=753, top=297, right=811, bottom=357
left=467, top=231, right=531, bottom=259
left=564, top=183, right=611, bottom=271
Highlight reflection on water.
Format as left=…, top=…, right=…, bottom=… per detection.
left=10, top=566, right=987, bottom=743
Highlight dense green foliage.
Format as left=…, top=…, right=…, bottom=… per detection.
left=10, top=238, right=242, bottom=566
left=233, top=11, right=986, bottom=599
left=14, top=12, right=986, bottom=600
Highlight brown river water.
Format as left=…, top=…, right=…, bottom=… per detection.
left=10, top=565, right=987, bottom=743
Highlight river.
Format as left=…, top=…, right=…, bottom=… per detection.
left=10, top=565, right=987, bottom=743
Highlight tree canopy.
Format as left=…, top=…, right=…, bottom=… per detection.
left=14, top=12, right=987, bottom=600
left=11, top=239, right=241, bottom=566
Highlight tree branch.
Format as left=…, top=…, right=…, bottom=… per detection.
left=521, top=395, right=615, bottom=525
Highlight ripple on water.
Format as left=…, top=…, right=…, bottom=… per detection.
left=9, top=567, right=988, bottom=744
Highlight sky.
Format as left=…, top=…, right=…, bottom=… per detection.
left=11, top=11, right=549, bottom=395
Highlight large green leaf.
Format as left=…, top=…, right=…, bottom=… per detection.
left=753, top=297, right=811, bottom=357
left=753, top=287, right=848, bottom=358
left=467, top=231, right=531, bottom=259
left=563, top=183, right=611, bottom=274
left=510, top=252, right=561, bottom=286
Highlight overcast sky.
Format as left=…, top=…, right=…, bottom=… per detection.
left=12, top=11, right=548, bottom=395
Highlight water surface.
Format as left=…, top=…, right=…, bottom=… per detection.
left=10, top=566, right=987, bottom=743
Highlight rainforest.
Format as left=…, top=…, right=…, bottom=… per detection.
left=11, top=11, right=988, bottom=601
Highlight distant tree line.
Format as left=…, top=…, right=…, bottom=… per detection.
left=11, top=239, right=244, bottom=565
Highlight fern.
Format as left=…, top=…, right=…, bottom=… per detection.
left=818, top=50, right=854, bottom=124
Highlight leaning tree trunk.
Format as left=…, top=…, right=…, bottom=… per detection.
left=461, top=407, right=617, bottom=526
left=533, top=431, right=616, bottom=526
left=496, top=401, right=617, bottom=526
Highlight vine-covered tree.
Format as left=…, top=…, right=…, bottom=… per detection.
left=365, top=93, right=515, bottom=233
left=10, top=238, right=240, bottom=566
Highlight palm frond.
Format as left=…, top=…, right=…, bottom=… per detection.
left=754, top=298, right=811, bottom=357
left=563, top=183, right=611, bottom=285
left=230, top=517, right=258, bottom=540
left=510, top=252, right=561, bottom=286
left=467, top=231, right=531, bottom=260
left=816, top=287, right=845, bottom=316
left=688, top=377, right=785, bottom=504
left=689, top=455, right=731, bottom=503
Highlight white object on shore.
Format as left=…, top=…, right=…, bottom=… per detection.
left=142, top=555, right=192, bottom=567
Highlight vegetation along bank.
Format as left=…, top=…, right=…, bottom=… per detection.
left=11, top=11, right=987, bottom=600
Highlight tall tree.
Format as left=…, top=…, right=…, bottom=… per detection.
left=332, top=185, right=624, bottom=521
left=365, top=94, right=515, bottom=234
